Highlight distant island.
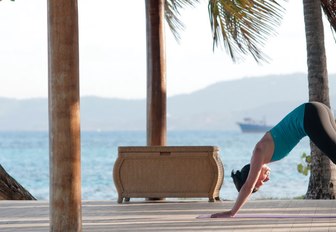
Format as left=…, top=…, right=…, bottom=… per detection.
left=0, top=73, right=336, bottom=131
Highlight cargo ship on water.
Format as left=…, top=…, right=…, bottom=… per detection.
left=237, top=117, right=273, bottom=133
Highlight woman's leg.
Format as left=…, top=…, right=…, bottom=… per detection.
left=304, top=102, right=336, bottom=164
left=321, top=103, right=336, bottom=131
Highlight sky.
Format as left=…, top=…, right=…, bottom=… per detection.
left=0, top=0, right=336, bottom=99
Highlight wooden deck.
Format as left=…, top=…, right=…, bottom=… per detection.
left=1, top=199, right=336, bottom=231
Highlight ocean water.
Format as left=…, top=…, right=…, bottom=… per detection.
left=0, top=131, right=310, bottom=201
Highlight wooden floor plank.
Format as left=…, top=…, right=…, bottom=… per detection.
left=0, top=200, right=336, bottom=231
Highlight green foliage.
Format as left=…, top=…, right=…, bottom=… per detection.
left=297, top=152, right=311, bottom=176
left=165, top=0, right=200, bottom=41
left=165, top=0, right=286, bottom=63
left=293, top=195, right=305, bottom=200
left=208, top=0, right=286, bottom=63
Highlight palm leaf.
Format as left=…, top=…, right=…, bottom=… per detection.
left=165, top=0, right=200, bottom=41
left=208, top=0, right=286, bottom=62
left=320, top=0, right=336, bottom=35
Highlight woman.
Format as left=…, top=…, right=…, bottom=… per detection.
left=211, top=101, right=336, bottom=218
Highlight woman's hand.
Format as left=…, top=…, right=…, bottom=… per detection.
left=210, top=211, right=234, bottom=218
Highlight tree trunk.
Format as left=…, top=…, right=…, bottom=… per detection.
left=0, top=164, right=36, bottom=200
left=303, top=0, right=336, bottom=199
left=145, top=0, right=167, bottom=146
left=48, top=0, right=82, bottom=231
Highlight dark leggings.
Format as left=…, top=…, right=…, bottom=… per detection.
left=304, top=102, right=336, bottom=164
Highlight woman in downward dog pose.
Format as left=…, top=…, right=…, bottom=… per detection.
left=211, top=101, right=336, bottom=218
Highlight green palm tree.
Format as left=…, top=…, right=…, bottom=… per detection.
left=164, top=1, right=336, bottom=199
left=146, top=0, right=287, bottom=146
left=303, top=0, right=336, bottom=199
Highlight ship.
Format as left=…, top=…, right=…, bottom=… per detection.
left=237, top=117, right=273, bottom=133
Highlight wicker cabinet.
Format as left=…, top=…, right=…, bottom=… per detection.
left=113, top=146, right=224, bottom=203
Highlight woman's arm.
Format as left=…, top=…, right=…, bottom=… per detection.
left=211, top=134, right=273, bottom=218
left=229, top=157, right=264, bottom=216
left=211, top=152, right=264, bottom=218
left=211, top=163, right=262, bottom=218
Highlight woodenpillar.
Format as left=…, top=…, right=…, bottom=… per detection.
left=145, top=0, right=167, bottom=146
left=48, top=0, right=82, bottom=231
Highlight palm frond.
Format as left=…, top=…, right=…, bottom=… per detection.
left=320, top=0, right=336, bottom=37
left=208, top=0, right=286, bottom=63
left=165, top=0, right=200, bottom=41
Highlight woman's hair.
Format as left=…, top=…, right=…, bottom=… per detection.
left=231, top=164, right=259, bottom=193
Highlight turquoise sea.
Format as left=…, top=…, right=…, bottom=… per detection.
left=0, top=131, right=310, bottom=201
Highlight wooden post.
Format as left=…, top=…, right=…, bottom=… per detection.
left=48, top=0, right=82, bottom=231
left=145, top=0, right=167, bottom=146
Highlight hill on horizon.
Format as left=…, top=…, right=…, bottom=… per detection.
left=1, top=73, right=336, bottom=131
